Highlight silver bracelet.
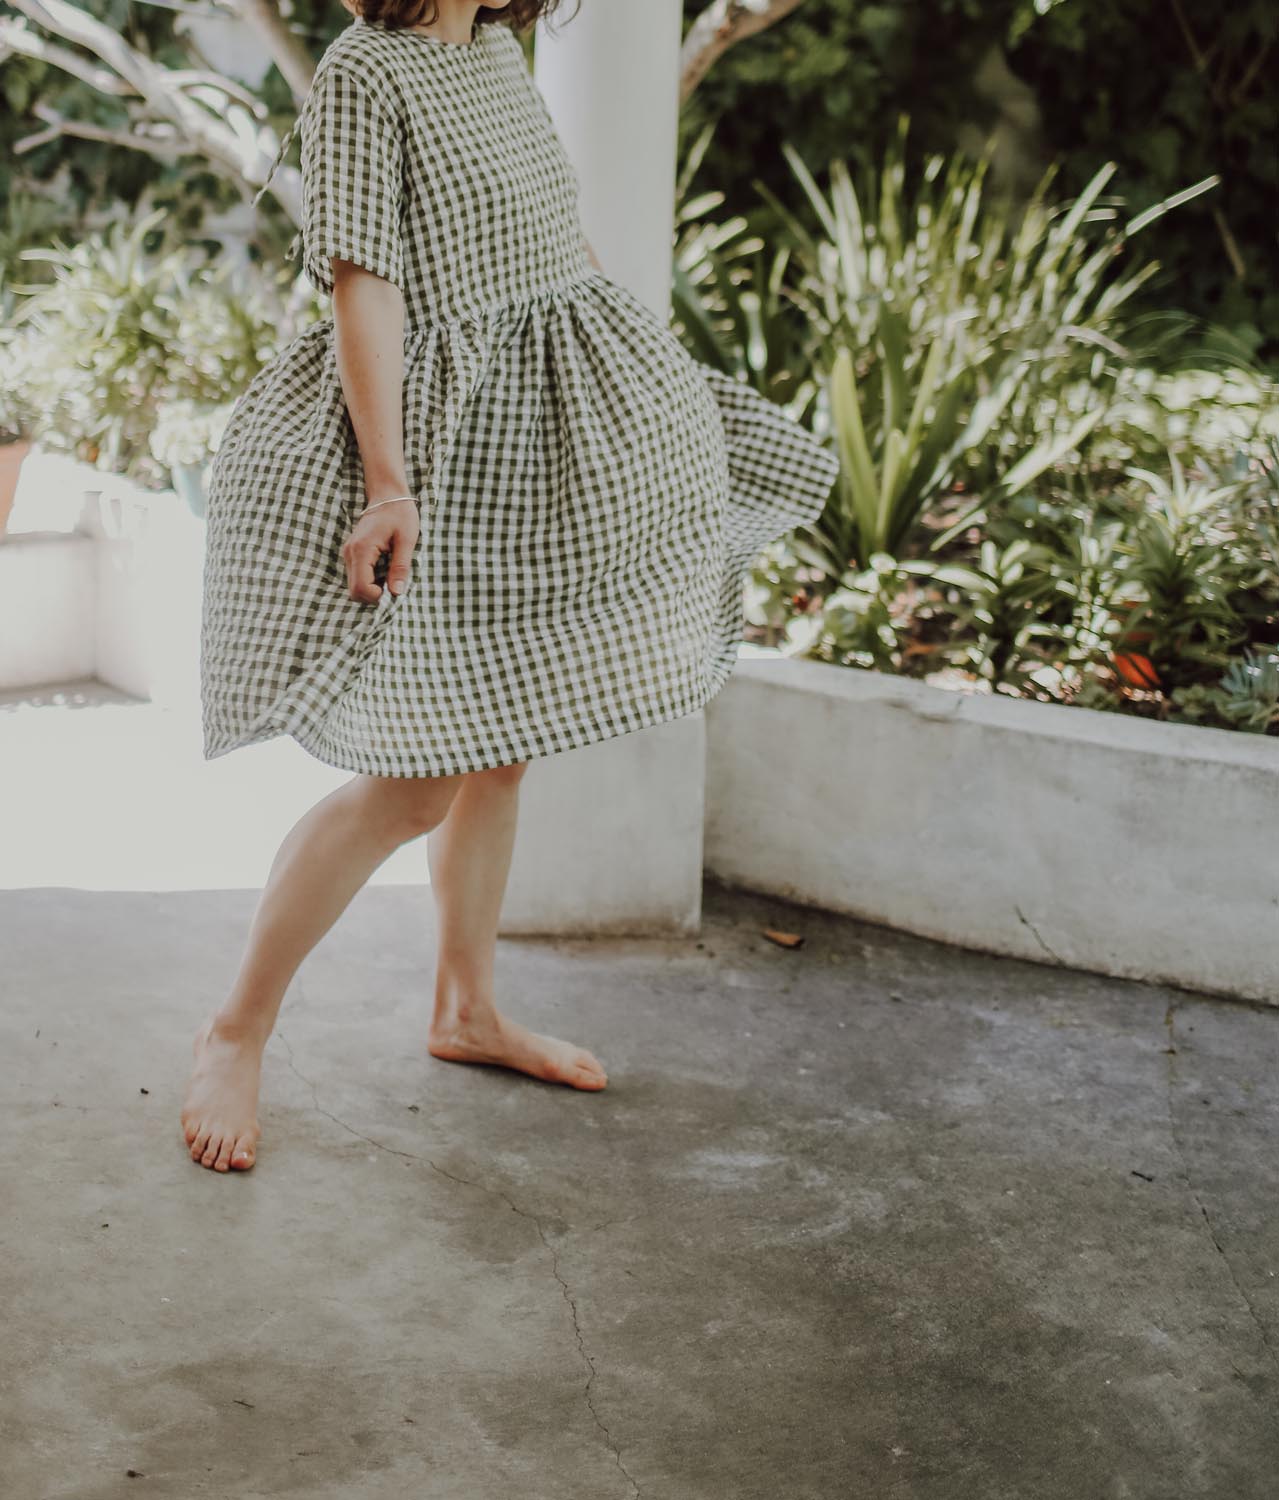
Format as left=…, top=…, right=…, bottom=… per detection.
left=358, top=493, right=418, bottom=519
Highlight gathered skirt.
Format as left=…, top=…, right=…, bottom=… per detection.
left=199, top=266, right=840, bottom=777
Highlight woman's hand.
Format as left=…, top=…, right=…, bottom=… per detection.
left=341, top=497, right=420, bottom=604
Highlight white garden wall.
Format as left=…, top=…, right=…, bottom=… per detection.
left=704, top=656, right=1279, bottom=1004
left=0, top=530, right=96, bottom=688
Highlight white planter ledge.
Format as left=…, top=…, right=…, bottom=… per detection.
left=704, top=655, right=1279, bottom=1005
left=0, top=451, right=203, bottom=706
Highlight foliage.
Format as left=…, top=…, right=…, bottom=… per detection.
left=0, top=0, right=341, bottom=268
left=1172, top=654, right=1279, bottom=735
left=8, top=208, right=303, bottom=486
left=1093, top=364, right=1279, bottom=479
left=679, top=127, right=1279, bottom=736
left=772, top=123, right=1212, bottom=571
left=680, top=0, right=1279, bottom=365
left=9, top=0, right=1275, bottom=361
left=0, top=266, right=38, bottom=443
left=1004, top=0, right=1279, bottom=363
left=670, top=120, right=823, bottom=420
left=1108, top=457, right=1250, bottom=690
left=147, top=398, right=234, bottom=472
left=770, top=438, right=1279, bottom=733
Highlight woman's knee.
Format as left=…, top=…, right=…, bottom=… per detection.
left=356, top=772, right=461, bottom=841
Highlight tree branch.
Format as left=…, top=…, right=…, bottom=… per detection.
left=5, top=0, right=301, bottom=221
left=164, top=67, right=268, bottom=113
left=680, top=0, right=811, bottom=104
left=0, top=14, right=135, bottom=94
left=14, top=102, right=187, bottom=159
left=228, top=0, right=317, bottom=102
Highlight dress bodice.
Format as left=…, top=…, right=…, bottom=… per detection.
left=292, top=18, right=590, bottom=327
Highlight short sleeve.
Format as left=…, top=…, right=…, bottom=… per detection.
left=300, top=65, right=405, bottom=294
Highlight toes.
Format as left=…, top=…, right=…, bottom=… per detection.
left=188, top=1119, right=258, bottom=1170
left=571, top=1055, right=607, bottom=1089
left=181, top=1117, right=199, bottom=1145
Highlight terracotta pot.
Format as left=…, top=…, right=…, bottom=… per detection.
left=0, top=437, right=32, bottom=540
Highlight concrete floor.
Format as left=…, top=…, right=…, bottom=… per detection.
left=3, top=874, right=1278, bottom=1499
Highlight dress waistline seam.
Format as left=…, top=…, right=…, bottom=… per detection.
left=403, top=267, right=602, bottom=330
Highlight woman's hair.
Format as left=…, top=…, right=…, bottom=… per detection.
left=352, top=0, right=578, bottom=36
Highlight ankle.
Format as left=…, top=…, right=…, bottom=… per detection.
left=431, top=986, right=498, bottom=1032
left=206, top=1008, right=273, bottom=1051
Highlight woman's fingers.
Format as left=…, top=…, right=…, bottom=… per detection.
left=385, top=520, right=417, bottom=596
left=343, top=535, right=384, bottom=602
left=341, top=512, right=420, bottom=603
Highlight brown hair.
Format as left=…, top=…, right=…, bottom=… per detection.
left=351, top=0, right=578, bottom=38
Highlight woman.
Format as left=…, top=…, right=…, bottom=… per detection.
left=183, top=0, right=840, bottom=1172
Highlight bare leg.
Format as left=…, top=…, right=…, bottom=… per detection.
left=181, top=771, right=463, bottom=1171
left=425, top=762, right=607, bottom=1090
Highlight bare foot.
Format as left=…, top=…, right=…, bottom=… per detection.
left=427, top=1009, right=608, bottom=1090
left=180, top=1017, right=264, bottom=1171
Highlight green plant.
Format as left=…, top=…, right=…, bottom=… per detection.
left=1171, top=653, right=1279, bottom=734
left=823, top=316, right=1103, bottom=565
left=0, top=268, right=38, bottom=446
left=911, top=537, right=1064, bottom=690
left=780, top=550, right=912, bottom=674
left=677, top=0, right=1279, bottom=365
left=0, top=341, right=38, bottom=448
left=762, top=121, right=1216, bottom=570
left=0, top=191, right=68, bottom=296
left=1098, top=363, right=1279, bottom=478
left=147, top=398, right=235, bottom=472
left=1215, top=653, right=1279, bottom=733
left=9, top=208, right=298, bottom=485
left=1111, top=454, right=1250, bottom=689
left=671, top=120, right=825, bottom=418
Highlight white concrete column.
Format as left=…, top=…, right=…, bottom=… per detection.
left=498, top=0, right=706, bottom=937
left=532, top=0, right=684, bottom=318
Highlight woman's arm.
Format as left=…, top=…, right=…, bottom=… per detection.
left=332, top=257, right=419, bottom=603
left=333, top=259, right=409, bottom=501
left=583, top=235, right=604, bottom=272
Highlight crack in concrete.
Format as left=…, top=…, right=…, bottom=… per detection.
left=535, top=1219, right=641, bottom=1499
left=274, top=1031, right=640, bottom=1495
left=1014, top=905, right=1063, bottom=964
left=1161, top=1001, right=1278, bottom=1376
left=587, top=1213, right=644, bottom=1234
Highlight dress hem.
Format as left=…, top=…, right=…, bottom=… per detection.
left=202, top=648, right=740, bottom=779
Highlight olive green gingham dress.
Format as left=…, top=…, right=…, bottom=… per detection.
left=200, top=16, right=840, bottom=777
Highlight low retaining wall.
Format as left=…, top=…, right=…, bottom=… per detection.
left=704, top=656, right=1278, bottom=1004
left=503, top=711, right=706, bottom=937
left=0, top=466, right=206, bottom=706
left=0, top=531, right=96, bottom=689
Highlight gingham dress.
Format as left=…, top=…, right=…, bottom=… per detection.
left=200, top=16, right=839, bottom=777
